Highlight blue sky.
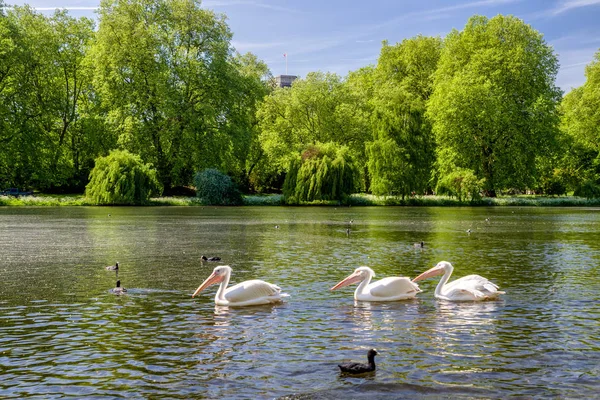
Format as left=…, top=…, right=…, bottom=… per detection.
left=7, top=0, right=600, bottom=93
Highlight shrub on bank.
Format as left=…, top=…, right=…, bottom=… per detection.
left=436, top=168, right=485, bottom=202
left=194, top=169, right=243, bottom=205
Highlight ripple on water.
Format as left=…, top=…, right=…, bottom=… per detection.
left=1, top=207, right=600, bottom=398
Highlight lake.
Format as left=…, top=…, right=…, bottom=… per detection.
left=1, top=206, right=599, bottom=399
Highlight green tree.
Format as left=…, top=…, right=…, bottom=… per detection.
left=367, top=36, right=441, bottom=197
left=194, top=168, right=243, bottom=205
left=427, top=15, right=561, bottom=196
left=92, top=0, right=264, bottom=191
left=561, top=49, right=600, bottom=197
left=282, top=143, right=359, bottom=204
left=257, top=72, right=370, bottom=181
left=223, top=52, right=273, bottom=192
left=0, top=6, right=95, bottom=190
left=436, top=168, right=485, bottom=202
left=86, top=149, right=162, bottom=204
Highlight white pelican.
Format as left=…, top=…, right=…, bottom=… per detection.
left=330, top=266, right=421, bottom=301
left=412, top=261, right=504, bottom=301
left=192, top=265, right=287, bottom=307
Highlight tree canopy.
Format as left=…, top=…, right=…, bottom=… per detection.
left=2, top=4, right=598, bottom=201
left=367, top=36, right=441, bottom=197
left=427, top=15, right=561, bottom=196
left=560, top=49, right=600, bottom=197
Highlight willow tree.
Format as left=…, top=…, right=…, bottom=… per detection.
left=427, top=15, right=561, bottom=196
left=367, top=35, right=441, bottom=197
left=283, top=143, right=359, bottom=204
left=86, top=150, right=162, bottom=205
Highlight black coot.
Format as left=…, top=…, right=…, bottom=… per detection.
left=338, top=349, right=378, bottom=374
left=201, top=255, right=221, bottom=262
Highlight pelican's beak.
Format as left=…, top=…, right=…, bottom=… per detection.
left=330, top=271, right=363, bottom=290
left=192, top=272, right=223, bottom=298
left=412, top=265, right=445, bottom=282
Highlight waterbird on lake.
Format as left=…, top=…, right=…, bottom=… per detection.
left=338, top=349, right=378, bottom=374
left=412, top=261, right=504, bottom=301
left=110, top=280, right=127, bottom=295
left=192, top=265, right=288, bottom=306
left=331, top=266, right=421, bottom=301
left=414, top=241, right=425, bottom=248
left=105, top=262, right=119, bottom=271
left=201, top=255, right=221, bottom=262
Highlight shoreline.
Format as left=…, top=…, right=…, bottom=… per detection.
left=1, top=193, right=599, bottom=207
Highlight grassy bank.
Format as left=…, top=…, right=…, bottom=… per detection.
left=1, top=193, right=599, bottom=207
left=347, top=194, right=600, bottom=207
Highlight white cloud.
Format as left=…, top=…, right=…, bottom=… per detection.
left=548, top=0, right=600, bottom=16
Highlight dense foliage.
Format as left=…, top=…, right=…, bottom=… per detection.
left=1, top=2, right=599, bottom=201
left=436, top=168, right=485, bottom=202
left=283, top=143, right=358, bottom=204
left=560, top=50, right=600, bottom=198
left=194, top=168, right=243, bottom=205
left=85, top=150, right=161, bottom=205
left=427, top=15, right=561, bottom=197
left=367, top=36, right=441, bottom=197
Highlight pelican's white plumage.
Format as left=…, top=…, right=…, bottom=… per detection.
left=413, top=261, right=504, bottom=301
left=192, top=265, right=287, bottom=306
left=331, top=266, right=421, bottom=301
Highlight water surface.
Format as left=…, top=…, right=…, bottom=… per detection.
left=1, top=206, right=599, bottom=399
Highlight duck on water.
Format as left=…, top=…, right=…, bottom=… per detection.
left=201, top=255, right=221, bottom=262
left=110, top=280, right=127, bottom=295
left=105, top=262, right=119, bottom=271
left=338, top=349, right=378, bottom=374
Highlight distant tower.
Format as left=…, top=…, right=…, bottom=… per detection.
left=275, top=75, right=297, bottom=88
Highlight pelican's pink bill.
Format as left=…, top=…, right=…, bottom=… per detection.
left=192, top=272, right=223, bottom=297
left=412, top=265, right=445, bottom=282
left=330, top=271, right=363, bottom=290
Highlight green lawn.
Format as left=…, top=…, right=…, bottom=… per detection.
left=2, top=193, right=599, bottom=207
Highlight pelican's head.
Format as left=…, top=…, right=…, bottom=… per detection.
left=330, top=266, right=374, bottom=290
left=192, top=265, right=232, bottom=297
left=412, top=261, right=453, bottom=282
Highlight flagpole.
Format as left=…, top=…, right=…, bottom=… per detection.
left=285, top=53, right=288, bottom=75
